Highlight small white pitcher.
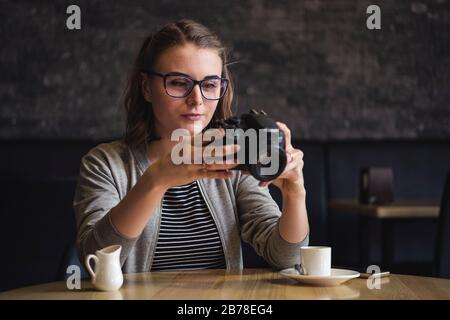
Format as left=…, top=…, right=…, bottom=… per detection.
left=85, top=245, right=124, bottom=291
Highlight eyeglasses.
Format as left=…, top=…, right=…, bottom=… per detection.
left=145, top=71, right=229, bottom=100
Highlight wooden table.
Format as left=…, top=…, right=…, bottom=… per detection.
left=329, top=199, right=440, bottom=270
left=1, top=269, right=449, bottom=300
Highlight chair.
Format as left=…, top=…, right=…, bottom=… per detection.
left=434, top=171, right=450, bottom=278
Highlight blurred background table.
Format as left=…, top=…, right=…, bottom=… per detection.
left=329, top=199, right=440, bottom=271
left=1, top=268, right=449, bottom=300
left=328, top=200, right=439, bottom=219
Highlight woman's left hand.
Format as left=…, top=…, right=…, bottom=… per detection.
left=258, top=122, right=306, bottom=197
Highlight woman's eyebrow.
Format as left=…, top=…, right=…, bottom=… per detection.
left=204, top=75, right=221, bottom=79
left=166, top=71, right=190, bottom=77
left=168, top=71, right=221, bottom=79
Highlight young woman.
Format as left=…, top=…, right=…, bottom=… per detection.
left=73, top=19, right=309, bottom=272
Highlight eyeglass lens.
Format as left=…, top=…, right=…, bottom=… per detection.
left=165, top=75, right=227, bottom=100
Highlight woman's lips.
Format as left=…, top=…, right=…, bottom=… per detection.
left=181, top=114, right=203, bottom=121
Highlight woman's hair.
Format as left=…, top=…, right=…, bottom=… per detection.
left=123, top=19, right=235, bottom=149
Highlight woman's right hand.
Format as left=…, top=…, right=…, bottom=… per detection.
left=144, top=129, right=240, bottom=191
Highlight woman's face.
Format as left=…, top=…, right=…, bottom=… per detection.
left=142, top=43, right=223, bottom=139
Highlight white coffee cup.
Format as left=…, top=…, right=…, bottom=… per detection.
left=300, top=246, right=331, bottom=276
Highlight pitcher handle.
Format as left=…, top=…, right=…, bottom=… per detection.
left=85, top=254, right=99, bottom=280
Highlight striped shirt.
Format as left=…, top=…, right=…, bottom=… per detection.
left=151, top=180, right=227, bottom=271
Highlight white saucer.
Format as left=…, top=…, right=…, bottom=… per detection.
left=280, top=268, right=360, bottom=286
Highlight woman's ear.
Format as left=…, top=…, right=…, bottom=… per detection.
left=140, top=72, right=152, bottom=103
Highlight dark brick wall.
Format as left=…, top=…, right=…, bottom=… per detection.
left=1, top=0, right=449, bottom=140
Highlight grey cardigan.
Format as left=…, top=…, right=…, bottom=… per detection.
left=73, top=139, right=309, bottom=273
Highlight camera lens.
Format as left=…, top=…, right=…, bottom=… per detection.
left=248, top=147, right=287, bottom=182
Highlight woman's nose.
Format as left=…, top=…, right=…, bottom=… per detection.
left=186, top=84, right=203, bottom=106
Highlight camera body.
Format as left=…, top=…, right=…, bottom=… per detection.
left=210, top=109, right=287, bottom=182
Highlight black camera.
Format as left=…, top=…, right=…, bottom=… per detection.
left=210, top=109, right=287, bottom=182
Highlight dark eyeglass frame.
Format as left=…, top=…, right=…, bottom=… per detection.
left=145, top=71, right=229, bottom=100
